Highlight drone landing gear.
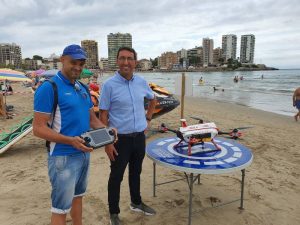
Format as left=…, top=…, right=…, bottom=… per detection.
left=211, top=139, right=221, bottom=151
left=174, top=141, right=214, bottom=156
left=188, top=143, right=192, bottom=156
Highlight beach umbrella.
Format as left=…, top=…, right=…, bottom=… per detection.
left=35, top=69, right=46, bottom=76
left=0, top=69, right=32, bottom=106
left=0, top=68, right=32, bottom=82
left=40, top=69, right=59, bottom=78
left=80, top=68, right=93, bottom=79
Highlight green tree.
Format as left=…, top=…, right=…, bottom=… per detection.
left=6, top=64, right=15, bottom=69
left=150, top=57, right=158, bottom=68
left=33, top=55, right=43, bottom=60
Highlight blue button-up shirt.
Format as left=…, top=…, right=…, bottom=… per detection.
left=99, top=72, right=154, bottom=134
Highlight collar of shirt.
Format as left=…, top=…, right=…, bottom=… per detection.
left=115, top=71, right=135, bottom=82
left=57, top=71, right=76, bottom=88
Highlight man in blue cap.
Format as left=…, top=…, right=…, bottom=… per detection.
left=33, top=44, right=108, bottom=225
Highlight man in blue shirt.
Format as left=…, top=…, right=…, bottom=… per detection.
left=99, top=47, right=157, bottom=225
left=33, top=44, right=107, bottom=225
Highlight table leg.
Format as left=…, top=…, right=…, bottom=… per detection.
left=239, top=169, right=245, bottom=210
left=153, top=162, right=156, bottom=197
left=188, top=173, right=194, bottom=225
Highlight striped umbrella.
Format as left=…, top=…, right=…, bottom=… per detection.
left=0, top=69, right=32, bottom=82
left=40, top=69, right=59, bottom=78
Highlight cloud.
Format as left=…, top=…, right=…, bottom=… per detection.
left=0, top=0, right=299, bottom=68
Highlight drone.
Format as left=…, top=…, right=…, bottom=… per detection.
left=159, top=117, right=252, bottom=156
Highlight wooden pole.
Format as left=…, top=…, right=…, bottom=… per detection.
left=180, top=73, right=185, bottom=119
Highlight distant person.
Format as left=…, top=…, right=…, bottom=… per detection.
left=261, top=74, right=264, bottom=79
left=0, top=93, right=7, bottom=118
left=199, top=77, right=204, bottom=84
left=33, top=44, right=110, bottom=225
left=213, top=86, right=224, bottom=92
left=293, top=87, right=300, bottom=121
left=233, top=76, right=238, bottom=83
left=5, top=84, right=13, bottom=95
left=240, top=76, right=244, bottom=80
left=99, top=47, right=157, bottom=225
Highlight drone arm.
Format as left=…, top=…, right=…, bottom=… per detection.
left=218, top=131, right=230, bottom=135
left=160, top=123, right=184, bottom=140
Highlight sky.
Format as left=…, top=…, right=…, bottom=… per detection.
left=0, top=0, right=299, bottom=69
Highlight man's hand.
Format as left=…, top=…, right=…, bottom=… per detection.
left=144, top=120, right=151, bottom=134
left=70, top=136, right=94, bottom=152
left=111, top=128, right=118, bottom=143
left=105, top=144, right=118, bottom=161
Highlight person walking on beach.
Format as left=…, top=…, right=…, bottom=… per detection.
left=33, top=44, right=108, bottom=225
left=99, top=47, right=157, bottom=225
left=293, top=87, right=300, bottom=121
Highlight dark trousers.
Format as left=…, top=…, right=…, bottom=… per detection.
left=108, top=132, right=146, bottom=214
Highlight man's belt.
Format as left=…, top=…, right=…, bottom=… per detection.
left=118, top=131, right=144, bottom=138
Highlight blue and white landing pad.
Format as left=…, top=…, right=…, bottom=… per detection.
left=146, top=137, right=253, bottom=174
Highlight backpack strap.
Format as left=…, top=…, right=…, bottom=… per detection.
left=44, top=79, right=58, bottom=151
left=77, top=80, right=90, bottom=97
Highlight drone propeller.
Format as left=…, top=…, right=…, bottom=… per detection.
left=190, top=116, right=204, bottom=124
left=219, top=127, right=247, bottom=140
left=232, top=126, right=253, bottom=130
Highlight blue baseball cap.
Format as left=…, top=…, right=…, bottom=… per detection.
left=62, top=44, right=87, bottom=60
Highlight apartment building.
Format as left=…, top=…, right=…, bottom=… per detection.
left=107, top=33, right=132, bottom=70
left=138, top=59, right=152, bottom=71
left=222, top=34, right=237, bottom=62
left=0, top=43, right=22, bottom=68
left=187, top=46, right=203, bottom=67
left=240, top=34, right=255, bottom=64
left=213, top=47, right=223, bottom=65
left=99, top=58, right=109, bottom=70
left=158, top=52, right=179, bottom=70
left=202, top=38, right=214, bottom=67
left=81, top=40, right=99, bottom=69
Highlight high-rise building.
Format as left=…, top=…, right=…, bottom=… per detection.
left=0, top=43, right=22, bottom=68
left=240, top=34, right=255, bottom=64
left=202, top=38, right=214, bottom=67
left=222, top=34, right=237, bottom=62
left=213, top=47, right=222, bottom=65
left=81, top=40, right=99, bottom=69
left=107, top=33, right=132, bottom=70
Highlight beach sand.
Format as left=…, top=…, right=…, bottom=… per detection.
left=0, top=83, right=299, bottom=225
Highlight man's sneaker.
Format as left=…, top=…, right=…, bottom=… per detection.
left=130, top=202, right=156, bottom=216
left=110, top=214, right=122, bottom=225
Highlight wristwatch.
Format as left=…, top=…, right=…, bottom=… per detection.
left=146, top=116, right=152, bottom=122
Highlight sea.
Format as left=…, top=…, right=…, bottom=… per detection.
left=100, top=69, right=300, bottom=117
